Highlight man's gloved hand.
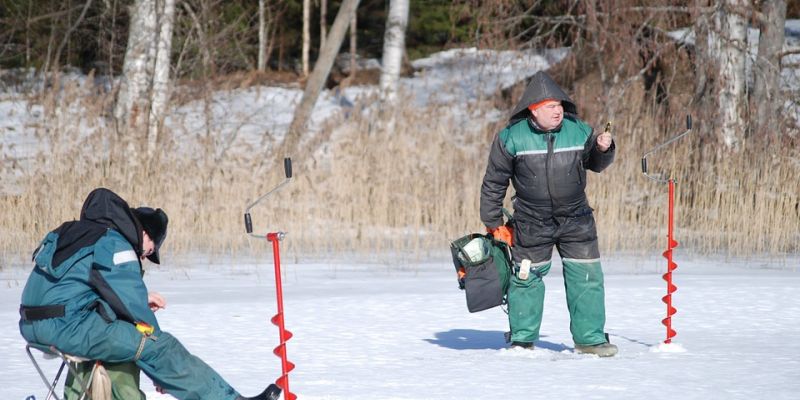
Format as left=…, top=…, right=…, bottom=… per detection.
left=597, top=122, right=613, bottom=152
left=487, top=225, right=513, bottom=246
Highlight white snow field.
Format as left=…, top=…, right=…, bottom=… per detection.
left=2, top=19, right=799, bottom=400
left=2, top=255, right=799, bottom=400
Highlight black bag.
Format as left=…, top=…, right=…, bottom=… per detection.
left=450, top=233, right=513, bottom=313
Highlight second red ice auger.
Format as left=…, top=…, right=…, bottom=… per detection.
left=642, top=116, right=692, bottom=344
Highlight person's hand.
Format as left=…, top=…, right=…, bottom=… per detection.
left=596, top=130, right=613, bottom=152
left=148, top=292, right=166, bottom=312
left=487, top=225, right=513, bottom=246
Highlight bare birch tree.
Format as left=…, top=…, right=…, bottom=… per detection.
left=713, top=0, right=748, bottom=149
left=753, top=0, right=786, bottom=136
left=147, top=0, right=176, bottom=157
left=320, top=0, right=327, bottom=49
left=115, top=0, right=158, bottom=157
left=379, top=0, right=409, bottom=111
left=284, top=0, right=361, bottom=158
left=256, top=0, right=288, bottom=72
left=691, top=0, right=715, bottom=109
left=258, top=0, right=267, bottom=71
left=302, top=0, right=311, bottom=76
left=115, top=0, right=176, bottom=159
left=349, top=9, right=357, bottom=80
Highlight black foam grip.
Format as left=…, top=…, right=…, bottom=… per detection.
left=284, top=158, right=292, bottom=178
left=641, top=158, right=647, bottom=174
left=245, top=213, right=253, bottom=234
left=686, top=115, right=692, bottom=130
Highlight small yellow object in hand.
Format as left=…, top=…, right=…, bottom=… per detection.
left=136, top=322, right=154, bottom=336
left=597, top=122, right=613, bottom=152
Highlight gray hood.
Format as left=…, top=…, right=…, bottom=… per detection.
left=509, top=71, right=577, bottom=124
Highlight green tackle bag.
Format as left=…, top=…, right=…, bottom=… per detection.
left=450, top=233, right=513, bottom=313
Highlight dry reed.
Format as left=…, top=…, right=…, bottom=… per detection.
left=1, top=77, right=798, bottom=269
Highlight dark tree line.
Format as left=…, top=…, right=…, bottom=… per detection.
left=2, top=0, right=798, bottom=148
left=0, top=0, right=484, bottom=77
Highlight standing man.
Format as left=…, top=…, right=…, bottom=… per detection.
left=480, top=71, right=618, bottom=357
left=19, top=188, right=280, bottom=399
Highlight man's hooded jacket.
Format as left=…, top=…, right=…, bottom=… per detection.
left=19, top=188, right=160, bottom=350
left=480, top=71, right=615, bottom=227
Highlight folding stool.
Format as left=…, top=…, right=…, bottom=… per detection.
left=25, top=343, right=99, bottom=400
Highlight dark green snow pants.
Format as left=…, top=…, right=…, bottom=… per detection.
left=508, top=213, right=608, bottom=346
left=65, top=361, right=146, bottom=400
left=20, top=311, right=241, bottom=400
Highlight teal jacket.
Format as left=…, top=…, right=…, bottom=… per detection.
left=20, top=188, right=159, bottom=353
left=20, top=189, right=244, bottom=400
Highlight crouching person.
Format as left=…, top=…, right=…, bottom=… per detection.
left=19, top=188, right=280, bottom=400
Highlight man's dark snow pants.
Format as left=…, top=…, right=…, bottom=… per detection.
left=508, top=213, right=608, bottom=346
left=20, top=310, right=240, bottom=400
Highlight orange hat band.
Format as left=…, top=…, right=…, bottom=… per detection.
left=528, top=99, right=560, bottom=112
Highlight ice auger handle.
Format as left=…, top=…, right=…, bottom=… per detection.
left=245, top=213, right=254, bottom=234
left=284, top=158, right=292, bottom=179
left=245, top=158, right=293, bottom=238
left=641, top=116, right=693, bottom=183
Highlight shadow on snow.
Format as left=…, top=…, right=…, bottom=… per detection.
left=424, top=329, right=570, bottom=352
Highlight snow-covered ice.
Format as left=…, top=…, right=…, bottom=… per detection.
left=2, top=256, right=799, bottom=400
left=2, top=19, right=800, bottom=400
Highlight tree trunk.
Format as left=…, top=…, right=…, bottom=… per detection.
left=320, top=0, right=327, bottom=49
left=302, top=0, right=311, bottom=76
left=52, top=0, right=94, bottom=72
left=379, top=0, right=409, bottom=108
left=690, top=0, right=720, bottom=145
left=284, top=0, right=361, bottom=158
left=181, top=2, right=213, bottom=75
left=753, top=0, right=786, bottom=136
left=715, top=0, right=748, bottom=149
left=147, top=0, right=176, bottom=158
left=258, top=0, right=266, bottom=71
left=278, top=25, right=285, bottom=71
left=691, top=0, right=714, bottom=108
left=349, top=9, right=357, bottom=79
left=115, top=0, right=158, bottom=157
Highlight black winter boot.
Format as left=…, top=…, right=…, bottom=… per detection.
left=236, top=384, right=282, bottom=400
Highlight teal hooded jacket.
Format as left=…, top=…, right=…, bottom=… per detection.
left=19, top=189, right=246, bottom=400
left=19, top=188, right=159, bottom=352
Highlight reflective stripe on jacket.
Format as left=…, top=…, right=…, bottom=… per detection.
left=480, top=116, right=615, bottom=227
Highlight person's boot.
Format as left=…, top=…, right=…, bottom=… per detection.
left=510, top=341, right=534, bottom=350
left=574, top=342, right=618, bottom=357
left=236, top=384, right=281, bottom=400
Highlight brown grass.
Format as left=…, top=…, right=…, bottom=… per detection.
left=1, top=73, right=799, bottom=269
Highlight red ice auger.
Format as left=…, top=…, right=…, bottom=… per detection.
left=244, top=158, right=297, bottom=400
left=642, top=116, right=692, bottom=344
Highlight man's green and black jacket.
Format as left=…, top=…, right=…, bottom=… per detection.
left=480, top=71, right=616, bottom=228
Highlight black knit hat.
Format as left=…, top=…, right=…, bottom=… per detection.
left=131, top=207, right=168, bottom=264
